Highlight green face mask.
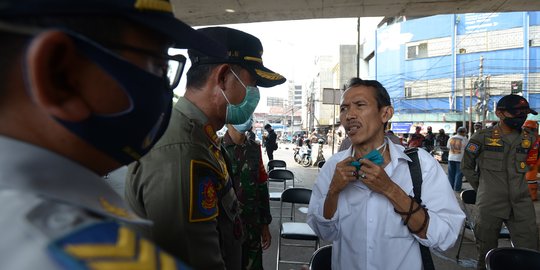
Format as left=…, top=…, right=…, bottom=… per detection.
left=220, top=69, right=261, bottom=124
left=350, top=142, right=386, bottom=171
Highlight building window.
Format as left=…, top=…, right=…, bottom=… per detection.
left=406, top=42, right=428, bottom=59
left=405, top=87, right=412, bottom=98
left=267, top=97, right=284, bottom=107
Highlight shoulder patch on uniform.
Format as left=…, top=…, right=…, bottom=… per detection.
left=189, top=160, right=226, bottom=222
left=47, top=222, right=190, bottom=270
left=466, top=142, right=480, bottom=153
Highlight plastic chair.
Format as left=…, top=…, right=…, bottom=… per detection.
left=456, top=189, right=512, bottom=262
left=486, top=247, right=540, bottom=270
left=268, top=169, right=295, bottom=201
left=276, top=188, right=320, bottom=269
left=267, top=159, right=287, bottom=171
left=309, top=245, right=332, bottom=270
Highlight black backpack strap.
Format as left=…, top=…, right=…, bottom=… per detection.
left=404, top=147, right=435, bottom=270
left=404, top=147, right=423, bottom=204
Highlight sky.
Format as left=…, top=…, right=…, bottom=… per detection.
left=172, top=17, right=382, bottom=111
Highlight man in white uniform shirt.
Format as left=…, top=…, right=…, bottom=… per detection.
left=447, top=127, right=469, bottom=192
left=307, top=78, right=465, bottom=270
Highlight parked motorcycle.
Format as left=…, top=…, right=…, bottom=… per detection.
left=294, top=145, right=312, bottom=167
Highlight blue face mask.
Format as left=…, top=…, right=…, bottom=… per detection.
left=351, top=143, right=386, bottom=171
left=221, top=69, right=260, bottom=124
left=49, top=31, right=173, bottom=165
left=232, top=116, right=254, bottom=133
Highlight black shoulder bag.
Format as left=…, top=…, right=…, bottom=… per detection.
left=404, top=147, right=436, bottom=270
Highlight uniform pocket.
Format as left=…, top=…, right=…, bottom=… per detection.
left=481, top=151, right=504, bottom=171
left=515, top=153, right=528, bottom=173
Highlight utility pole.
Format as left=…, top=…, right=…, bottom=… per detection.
left=469, top=78, right=473, bottom=137
left=462, top=61, right=466, bottom=130
left=357, top=17, right=361, bottom=78
left=479, top=56, right=486, bottom=126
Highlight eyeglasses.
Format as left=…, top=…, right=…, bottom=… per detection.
left=0, top=21, right=187, bottom=90
left=105, top=43, right=186, bottom=90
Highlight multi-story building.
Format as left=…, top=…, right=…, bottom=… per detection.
left=371, top=12, right=540, bottom=134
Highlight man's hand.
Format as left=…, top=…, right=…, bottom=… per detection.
left=328, top=156, right=358, bottom=196
left=324, top=156, right=357, bottom=219
left=358, top=158, right=397, bottom=196
left=261, top=224, right=271, bottom=250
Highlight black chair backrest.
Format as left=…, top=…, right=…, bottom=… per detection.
left=281, top=187, right=312, bottom=204
left=460, top=189, right=477, bottom=205
left=268, top=160, right=287, bottom=171
left=268, top=169, right=294, bottom=180
left=309, top=245, right=332, bottom=270
left=487, top=247, right=540, bottom=270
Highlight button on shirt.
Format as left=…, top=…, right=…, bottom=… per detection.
left=307, top=140, right=465, bottom=270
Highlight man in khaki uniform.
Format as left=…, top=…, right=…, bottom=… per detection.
left=462, top=94, right=539, bottom=270
left=125, top=27, right=285, bottom=269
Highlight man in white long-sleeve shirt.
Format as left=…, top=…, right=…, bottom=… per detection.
left=307, top=78, right=465, bottom=270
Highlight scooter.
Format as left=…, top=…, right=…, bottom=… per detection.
left=293, top=147, right=301, bottom=163
left=297, top=145, right=312, bottom=167
left=313, top=139, right=326, bottom=167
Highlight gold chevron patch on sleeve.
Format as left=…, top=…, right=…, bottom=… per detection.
left=64, top=228, right=179, bottom=270
left=65, top=226, right=136, bottom=258
left=134, top=0, right=172, bottom=12
left=89, top=239, right=157, bottom=270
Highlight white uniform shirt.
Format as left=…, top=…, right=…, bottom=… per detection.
left=307, top=140, right=465, bottom=270
left=0, top=136, right=149, bottom=270
left=447, top=134, right=469, bottom=162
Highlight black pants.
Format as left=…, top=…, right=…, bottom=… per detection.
left=266, top=149, right=274, bottom=160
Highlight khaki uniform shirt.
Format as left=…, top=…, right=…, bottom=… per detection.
left=0, top=136, right=185, bottom=270
left=461, top=125, right=534, bottom=219
left=125, top=97, right=242, bottom=269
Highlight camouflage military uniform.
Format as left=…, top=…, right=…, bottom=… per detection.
left=462, top=125, right=539, bottom=269
left=222, top=133, right=272, bottom=270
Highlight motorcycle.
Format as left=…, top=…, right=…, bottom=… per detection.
left=313, top=139, right=326, bottom=167
left=294, top=145, right=312, bottom=167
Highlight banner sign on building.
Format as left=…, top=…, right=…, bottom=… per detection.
left=391, top=122, right=413, bottom=133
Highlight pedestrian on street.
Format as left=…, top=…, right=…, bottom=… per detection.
left=264, top=124, right=278, bottom=160
left=222, top=117, right=272, bottom=270
left=124, top=27, right=285, bottom=269
left=435, top=129, right=450, bottom=147
left=473, top=122, right=483, bottom=136
left=307, top=78, right=464, bottom=269
left=447, top=127, right=468, bottom=192
left=0, top=0, right=226, bottom=269
left=423, top=126, right=435, bottom=152
left=461, top=94, right=540, bottom=270
left=408, top=126, right=425, bottom=147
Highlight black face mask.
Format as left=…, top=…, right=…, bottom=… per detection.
left=503, top=116, right=527, bottom=130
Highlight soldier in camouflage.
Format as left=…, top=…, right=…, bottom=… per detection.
left=222, top=117, right=272, bottom=270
